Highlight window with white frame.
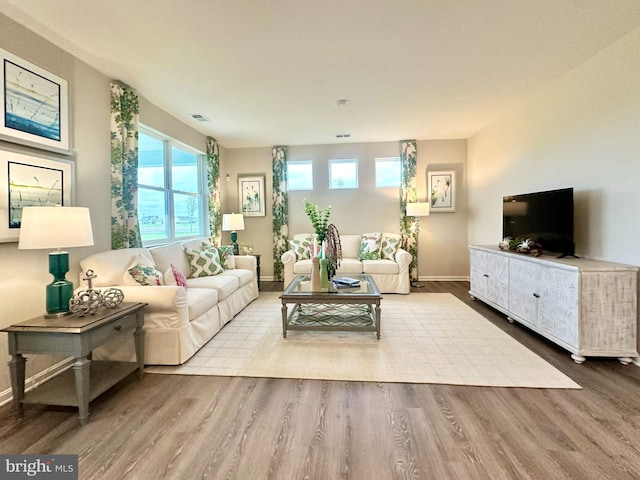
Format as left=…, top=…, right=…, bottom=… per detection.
left=137, top=126, right=206, bottom=244
left=287, top=160, right=313, bottom=190
left=329, top=159, right=358, bottom=189
left=375, top=157, right=401, bottom=188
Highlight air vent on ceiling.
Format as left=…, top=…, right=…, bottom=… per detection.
left=188, top=113, right=210, bottom=122
left=336, top=133, right=351, bottom=138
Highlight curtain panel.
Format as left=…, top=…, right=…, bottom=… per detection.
left=110, top=82, right=142, bottom=249
left=207, top=137, right=222, bottom=246
left=272, top=146, right=289, bottom=281
left=399, top=139, right=418, bottom=281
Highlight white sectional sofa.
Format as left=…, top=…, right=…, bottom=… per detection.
left=281, top=233, right=411, bottom=294
left=78, top=238, right=258, bottom=365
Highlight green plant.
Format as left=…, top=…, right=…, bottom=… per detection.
left=303, top=199, right=331, bottom=243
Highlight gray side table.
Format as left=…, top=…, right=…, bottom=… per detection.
left=2, top=302, right=146, bottom=425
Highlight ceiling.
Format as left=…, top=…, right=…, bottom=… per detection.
left=2, top=0, right=640, bottom=148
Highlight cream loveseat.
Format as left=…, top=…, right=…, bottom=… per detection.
left=281, top=233, right=411, bottom=294
left=78, top=238, right=258, bottom=365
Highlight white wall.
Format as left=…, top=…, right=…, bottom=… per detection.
left=468, top=25, right=640, bottom=266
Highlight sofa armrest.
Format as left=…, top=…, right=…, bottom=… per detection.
left=234, top=255, right=257, bottom=275
left=395, top=248, right=412, bottom=272
left=281, top=250, right=296, bottom=266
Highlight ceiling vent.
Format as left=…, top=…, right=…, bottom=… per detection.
left=188, top=113, right=210, bottom=122
left=336, top=133, right=351, bottom=138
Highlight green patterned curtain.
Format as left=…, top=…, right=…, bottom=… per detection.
left=399, top=139, right=418, bottom=281
left=206, top=137, right=222, bottom=246
left=110, top=82, right=142, bottom=249
left=272, top=146, right=288, bottom=281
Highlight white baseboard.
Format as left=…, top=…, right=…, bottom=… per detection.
left=0, top=357, right=74, bottom=407
left=419, top=276, right=470, bottom=282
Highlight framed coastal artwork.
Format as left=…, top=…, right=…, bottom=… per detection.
left=428, top=170, right=456, bottom=213
left=238, top=174, right=266, bottom=217
left=0, top=48, right=70, bottom=154
left=0, top=148, right=74, bottom=242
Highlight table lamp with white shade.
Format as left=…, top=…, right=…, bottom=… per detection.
left=222, top=213, right=245, bottom=255
left=18, top=206, right=95, bottom=318
left=406, top=202, right=430, bottom=287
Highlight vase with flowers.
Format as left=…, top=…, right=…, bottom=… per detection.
left=303, top=200, right=342, bottom=282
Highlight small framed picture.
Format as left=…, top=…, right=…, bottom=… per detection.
left=238, top=174, right=266, bottom=217
left=428, top=170, right=456, bottom=213
left=0, top=48, right=70, bottom=154
left=0, top=148, right=74, bottom=242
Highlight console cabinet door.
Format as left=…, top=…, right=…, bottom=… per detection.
left=508, top=257, right=539, bottom=327
left=470, top=248, right=508, bottom=309
left=538, top=267, right=578, bottom=346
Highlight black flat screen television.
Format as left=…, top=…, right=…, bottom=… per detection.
left=503, top=187, right=575, bottom=257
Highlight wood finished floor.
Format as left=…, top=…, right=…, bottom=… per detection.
left=1, top=281, right=640, bottom=480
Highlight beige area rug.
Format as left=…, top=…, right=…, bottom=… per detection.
left=146, top=292, right=581, bottom=389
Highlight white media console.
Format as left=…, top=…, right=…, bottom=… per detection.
left=469, top=245, right=638, bottom=364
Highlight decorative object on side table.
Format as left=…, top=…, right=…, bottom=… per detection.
left=69, top=269, right=124, bottom=316
left=18, top=206, right=94, bottom=317
left=498, top=236, right=543, bottom=257
left=222, top=212, right=245, bottom=254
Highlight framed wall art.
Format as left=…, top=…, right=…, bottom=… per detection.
left=0, top=48, right=70, bottom=154
left=0, top=148, right=74, bottom=242
left=238, top=174, right=266, bottom=217
left=428, top=170, right=456, bottom=213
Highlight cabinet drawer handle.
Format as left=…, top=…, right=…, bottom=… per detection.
left=114, top=325, right=122, bottom=331
left=533, top=293, right=540, bottom=298
left=483, top=274, right=489, bottom=278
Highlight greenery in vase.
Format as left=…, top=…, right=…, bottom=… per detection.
left=303, top=199, right=331, bottom=243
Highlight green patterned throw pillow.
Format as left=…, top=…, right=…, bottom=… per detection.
left=358, top=232, right=382, bottom=260
left=185, top=247, right=224, bottom=277
left=217, top=244, right=236, bottom=269
left=380, top=233, right=402, bottom=260
left=289, top=236, right=314, bottom=260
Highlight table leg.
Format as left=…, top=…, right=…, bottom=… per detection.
left=375, top=303, right=381, bottom=339
left=134, top=315, right=145, bottom=377
left=73, top=356, right=91, bottom=425
left=8, top=353, right=26, bottom=419
left=281, top=301, right=287, bottom=338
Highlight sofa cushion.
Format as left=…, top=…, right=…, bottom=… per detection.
left=359, top=232, right=382, bottom=260
left=185, top=247, right=224, bottom=278
left=219, top=269, right=253, bottom=288
left=293, top=258, right=313, bottom=274
left=340, top=234, right=362, bottom=259
left=187, top=274, right=239, bottom=300
left=336, top=258, right=364, bottom=274
left=185, top=288, right=219, bottom=321
left=380, top=232, right=402, bottom=260
left=363, top=259, right=400, bottom=275
left=151, top=243, right=190, bottom=278
left=217, top=244, right=236, bottom=269
left=124, top=254, right=164, bottom=286
left=290, top=235, right=314, bottom=260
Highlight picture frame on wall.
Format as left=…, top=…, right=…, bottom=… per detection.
left=0, top=148, right=74, bottom=243
left=0, top=48, right=70, bottom=154
left=428, top=170, right=456, bottom=213
left=238, top=174, right=266, bottom=217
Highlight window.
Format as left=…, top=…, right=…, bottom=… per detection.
left=375, top=157, right=401, bottom=188
left=287, top=160, right=313, bottom=190
left=329, top=159, right=358, bottom=189
left=138, top=127, right=206, bottom=244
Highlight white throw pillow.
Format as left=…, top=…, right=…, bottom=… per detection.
left=124, top=254, right=164, bottom=286
left=380, top=233, right=402, bottom=260
left=359, top=232, right=382, bottom=260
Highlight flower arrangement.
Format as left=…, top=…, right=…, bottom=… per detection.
left=303, top=199, right=331, bottom=243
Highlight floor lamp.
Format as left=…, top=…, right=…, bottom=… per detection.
left=222, top=213, right=245, bottom=255
left=406, top=202, right=430, bottom=288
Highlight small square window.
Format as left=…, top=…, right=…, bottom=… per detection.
left=287, top=160, right=313, bottom=190
left=329, top=159, right=358, bottom=189
left=375, top=157, right=401, bottom=188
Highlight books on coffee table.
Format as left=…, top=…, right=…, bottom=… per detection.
left=332, top=277, right=361, bottom=289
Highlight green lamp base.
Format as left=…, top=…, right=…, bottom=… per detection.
left=231, top=230, right=239, bottom=255
left=46, top=251, right=73, bottom=318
